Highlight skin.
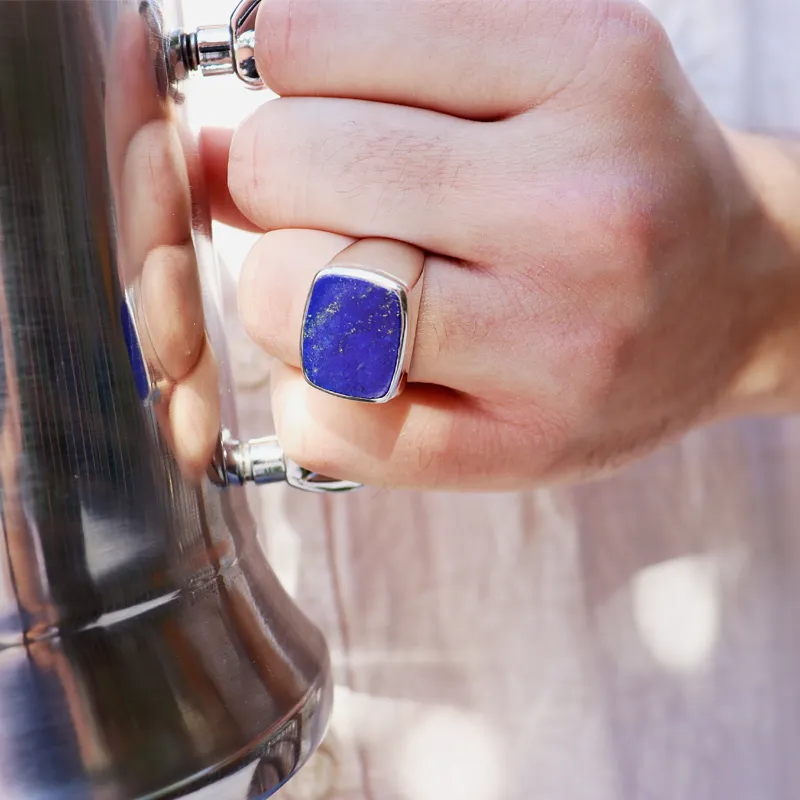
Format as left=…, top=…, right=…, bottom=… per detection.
left=105, top=9, right=220, bottom=481
left=191, top=0, right=800, bottom=492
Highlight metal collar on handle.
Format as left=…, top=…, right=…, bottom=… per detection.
left=169, top=0, right=264, bottom=88
left=208, top=430, right=362, bottom=493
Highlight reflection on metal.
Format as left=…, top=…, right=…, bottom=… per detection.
left=0, top=0, right=333, bottom=797
left=169, top=0, right=265, bottom=89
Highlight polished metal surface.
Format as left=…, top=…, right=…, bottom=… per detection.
left=171, top=0, right=264, bottom=88
left=208, top=429, right=360, bottom=494
left=212, top=430, right=362, bottom=493
left=0, top=1, right=332, bottom=797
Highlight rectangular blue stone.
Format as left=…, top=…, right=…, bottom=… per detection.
left=301, top=271, right=404, bottom=401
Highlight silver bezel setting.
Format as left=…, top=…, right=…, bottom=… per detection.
left=300, top=265, right=412, bottom=404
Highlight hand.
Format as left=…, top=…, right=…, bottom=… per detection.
left=204, top=0, right=800, bottom=491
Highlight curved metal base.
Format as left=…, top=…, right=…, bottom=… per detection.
left=0, top=563, right=333, bottom=800
left=0, top=3, right=334, bottom=797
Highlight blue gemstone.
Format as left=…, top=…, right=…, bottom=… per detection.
left=301, top=272, right=404, bottom=401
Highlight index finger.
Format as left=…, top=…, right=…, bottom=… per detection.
left=254, top=0, right=654, bottom=120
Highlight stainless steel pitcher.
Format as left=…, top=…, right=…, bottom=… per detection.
left=0, top=1, right=345, bottom=797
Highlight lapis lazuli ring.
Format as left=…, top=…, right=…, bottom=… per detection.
left=300, top=239, right=425, bottom=404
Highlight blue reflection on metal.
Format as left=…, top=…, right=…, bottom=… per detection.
left=120, top=299, right=151, bottom=401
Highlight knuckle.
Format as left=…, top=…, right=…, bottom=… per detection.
left=540, top=172, right=656, bottom=293
left=255, top=0, right=321, bottom=95
left=582, top=319, right=634, bottom=388
left=595, top=0, right=671, bottom=61
left=228, top=100, right=302, bottom=229
left=602, top=179, right=656, bottom=282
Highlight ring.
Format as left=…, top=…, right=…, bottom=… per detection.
left=300, top=239, right=425, bottom=403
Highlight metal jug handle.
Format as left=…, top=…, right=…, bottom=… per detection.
left=208, top=431, right=361, bottom=493
left=159, top=1, right=360, bottom=494
left=168, top=0, right=266, bottom=89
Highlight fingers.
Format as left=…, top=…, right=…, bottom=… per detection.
left=270, top=362, right=512, bottom=491
left=238, top=229, right=354, bottom=365
left=254, top=0, right=616, bottom=120
left=139, top=245, right=205, bottom=383
left=238, top=229, right=493, bottom=392
left=105, top=8, right=167, bottom=209
left=104, top=8, right=221, bottom=480
left=228, top=97, right=497, bottom=258
left=199, top=127, right=261, bottom=233
left=119, top=120, right=193, bottom=283
left=167, top=342, right=221, bottom=481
